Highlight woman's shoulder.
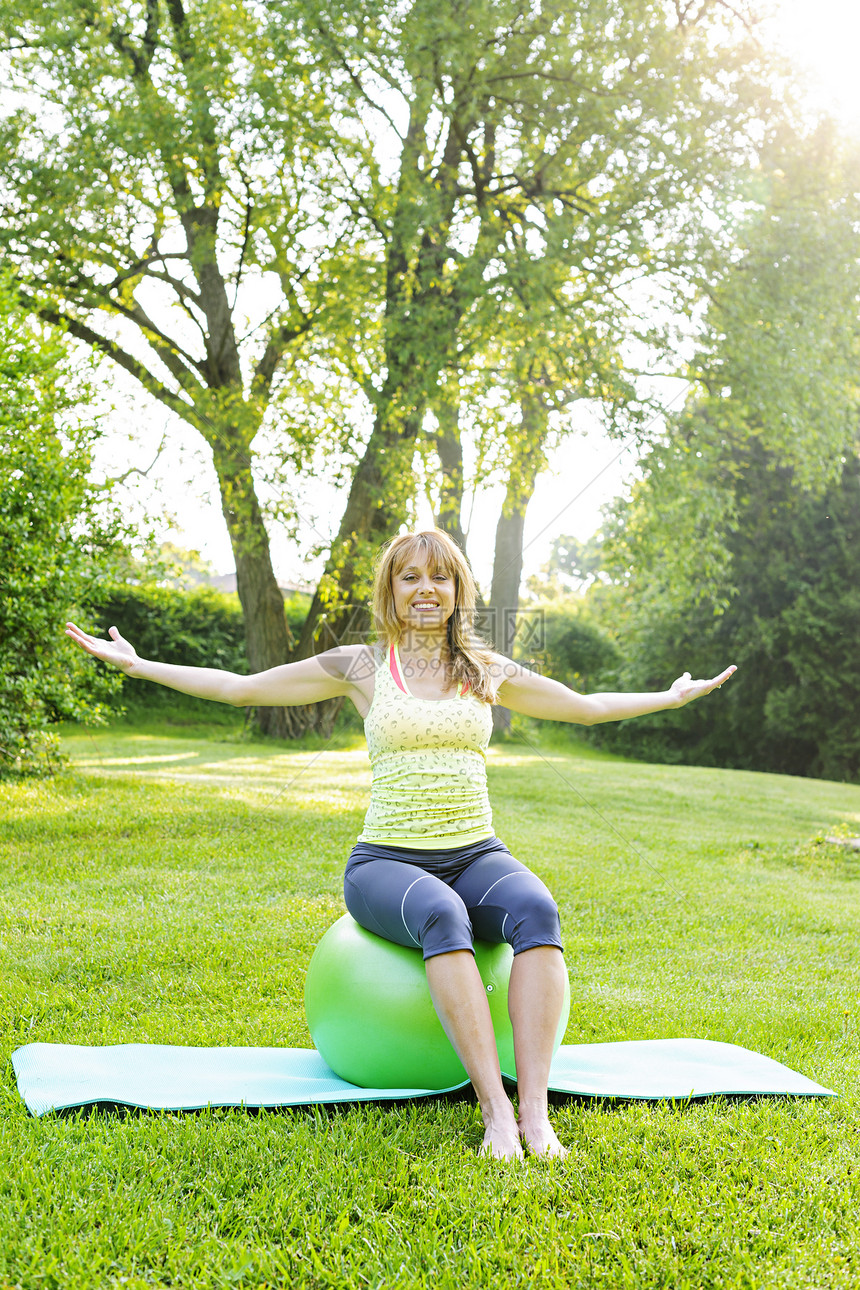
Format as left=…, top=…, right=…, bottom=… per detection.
left=486, top=652, right=528, bottom=687
left=315, top=643, right=377, bottom=686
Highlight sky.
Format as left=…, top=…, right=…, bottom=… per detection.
left=98, top=376, right=659, bottom=596
left=90, top=0, right=860, bottom=593
left=765, top=0, right=860, bottom=134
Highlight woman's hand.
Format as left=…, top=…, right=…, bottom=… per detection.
left=66, top=622, right=139, bottom=675
left=669, top=665, right=737, bottom=708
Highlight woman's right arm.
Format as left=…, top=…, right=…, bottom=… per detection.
left=65, top=622, right=367, bottom=707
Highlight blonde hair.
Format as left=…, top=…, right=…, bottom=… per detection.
left=372, top=530, right=498, bottom=703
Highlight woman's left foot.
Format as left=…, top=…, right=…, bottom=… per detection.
left=517, top=1114, right=568, bottom=1159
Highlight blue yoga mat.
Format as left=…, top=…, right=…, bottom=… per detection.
left=11, top=1039, right=834, bottom=1116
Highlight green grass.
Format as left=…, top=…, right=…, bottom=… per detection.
left=3, top=715, right=860, bottom=1288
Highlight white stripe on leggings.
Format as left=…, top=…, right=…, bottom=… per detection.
left=400, top=874, right=432, bottom=946
left=476, top=871, right=518, bottom=906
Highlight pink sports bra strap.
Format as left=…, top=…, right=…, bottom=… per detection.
left=388, top=644, right=408, bottom=694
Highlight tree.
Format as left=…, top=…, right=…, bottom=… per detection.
left=585, top=127, right=860, bottom=779
left=590, top=445, right=860, bottom=780
left=537, top=534, right=606, bottom=595
left=285, top=0, right=772, bottom=652
left=598, top=123, right=860, bottom=611
left=2, top=0, right=775, bottom=744
left=0, top=0, right=351, bottom=736
left=479, top=260, right=637, bottom=729
left=0, top=279, right=122, bottom=775
left=425, top=240, right=638, bottom=663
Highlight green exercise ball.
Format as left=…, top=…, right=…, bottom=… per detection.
left=304, top=914, right=570, bottom=1090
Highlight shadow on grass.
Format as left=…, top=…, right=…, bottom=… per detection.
left=47, top=1084, right=814, bottom=1121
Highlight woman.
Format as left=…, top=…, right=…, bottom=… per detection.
left=67, top=529, right=735, bottom=1161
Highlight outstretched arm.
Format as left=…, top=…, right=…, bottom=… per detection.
left=494, top=658, right=737, bottom=725
left=65, top=622, right=367, bottom=707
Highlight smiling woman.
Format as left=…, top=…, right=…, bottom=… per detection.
left=65, top=527, right=735, bottom=1161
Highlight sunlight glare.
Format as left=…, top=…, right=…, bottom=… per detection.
left=766, top=0, right=860, bottom=135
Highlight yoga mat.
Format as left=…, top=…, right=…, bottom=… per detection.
left=11, top=1038, right=834, bottom=1117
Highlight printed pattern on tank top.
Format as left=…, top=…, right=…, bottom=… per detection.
left=358, top=644, right=494, bottom=848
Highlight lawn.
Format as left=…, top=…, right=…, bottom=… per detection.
left=2, top=715, right=860, bottom=1289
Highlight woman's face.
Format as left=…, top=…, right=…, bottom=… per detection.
left=391, top=553, right=457, bottom=638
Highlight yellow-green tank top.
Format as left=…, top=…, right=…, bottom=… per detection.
left=357, top=644, right=494, bottom=849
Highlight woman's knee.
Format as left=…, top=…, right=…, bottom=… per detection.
left=507, top=884, right=563, bottom=955
left=418, top=890, right=474, bottom=959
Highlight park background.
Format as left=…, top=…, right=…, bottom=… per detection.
left=2, top=1, right=860, bottom=1287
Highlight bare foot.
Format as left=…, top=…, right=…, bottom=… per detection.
left=479, top=1106, right=524, bottom=1161
left=517, top=1112, right=568, bottom=1159
left=480, top=1123, right=525, bottom=1160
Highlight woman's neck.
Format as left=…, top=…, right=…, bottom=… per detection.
left=396, top=631, right=450, bottom=668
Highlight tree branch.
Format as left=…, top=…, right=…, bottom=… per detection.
left=104, top=429, right=169, bottom=486
left=73, top=287, right=210, bottom=391
left=232, top=172, right=254, bottom=312
left=107, top=253, right=201, bottom=306
left=140, top=0, right=160, bottom=70
left=312, top=18, right=406, bottom=141
left=252, top=313, right=317, bottom=398
left=164, top=0, right=224, bottom=206
left=77, top=0, right=155, bottom=82
left=21, top=290, right=206, bottom=433
left=144, top=271, right=208, bottom=328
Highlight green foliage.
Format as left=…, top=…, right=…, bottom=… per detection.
left=269, top=0, right=780, bottom=618
left=87, top=581, right=245, bottom=721
left=527, top=534, right=608, bottom=599
left=585, top=128, right=860, bottom=783
left=0, top=0, right=354, bottom=722
left=599, top=127, right=860, bottom=617
left=0, top=0, right=790, bottom=670
left=91, top=583, right=249, bottom=673
left=591, top=448, right=860, bottom=782
left=143, top=543, right=222, bottom=590
left=0, top=0, right=341, bottom=429
left=693, top=122, right=860, bottom=492
left=517, top=600, right=621, bottom=696
left=0, top=279, right=122, bottom=776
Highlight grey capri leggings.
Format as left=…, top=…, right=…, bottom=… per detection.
left=344, top=835, right=563, bottom=961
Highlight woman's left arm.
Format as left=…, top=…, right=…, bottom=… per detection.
left=493, top=660, right=737, bottom=725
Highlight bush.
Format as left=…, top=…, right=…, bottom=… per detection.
left=85, top=583, right=246, bottom=717
left=86, top=583, right=313, bottom=718
left=517, top=600, right=621, bottom=694
left=589, top=452, right=860, bottom=782
left=0, top=280, right=122, bottom=775
left=92, top=583, right=248, bottom=672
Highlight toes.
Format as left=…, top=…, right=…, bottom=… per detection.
left=480, top=1130, right=525, bottom=1162
left=517, top=1119, right=567, bottom=1159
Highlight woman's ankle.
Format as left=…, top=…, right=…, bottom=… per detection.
left=480, top=1095, right=517, bottom=1128
left=516, top=1094, right=549, bottom=1124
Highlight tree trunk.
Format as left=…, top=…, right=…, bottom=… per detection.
left=296, top=400, right=424, bottom=660
left=213, top=444, right=309, bottom=739
left=432, top=388, right=468, bottom=552
left=489, top=394, right=547, bottom=734
left=490, top=501, right=531, bottom=735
